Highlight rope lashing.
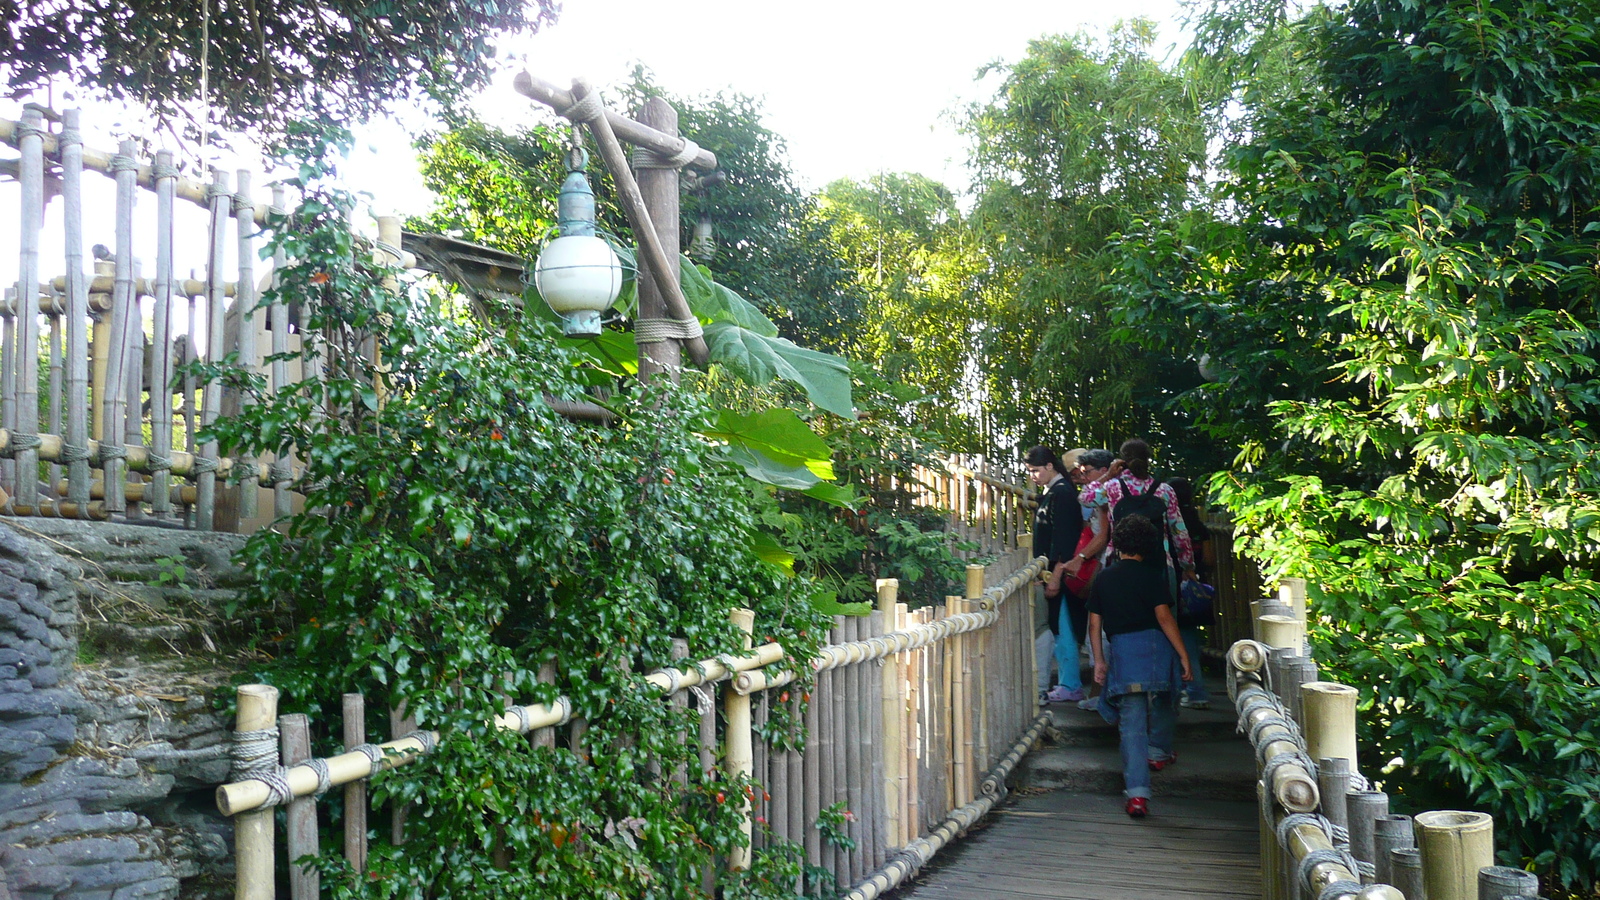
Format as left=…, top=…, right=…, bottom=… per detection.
left=13, top=118, right=43, bottom=140
left=306, top=757, right=333, bottom=797
left=58, top=127, right=82, bottom=148
left=1261, top=747, right=1317, bottom=784
left=374, top=240, right=404, bottom=264
left=5, top=433, right=42, bottom=456
left=402, top=730, right=439, bottom=754
left=271, top=458, right=293, bottom=483
left=110, top=153, right=140, bottom=174
left=146, top=453, right=173, bottom=474
left=230, top=727, right=293, bottom=809
left=561, top=93, right=605, bottom=124
left=189, top=455, right=221, bottom=475
left=232, top=193, right=253, bottom=214
left=689, top=684, right=713, bottom=712
left=506, top=705, right=531, bottom=733
left=97, top=443, right=128, bottom=462
left=60, top=443, right=94, bottom=464
left=630, top=139, right=701, bottom=170
left=634, top=316, right=704, bottom=344
left=150, top=162, right=179, bottom=180
left=352, top=743, right=387, bottom=768
left=651, top=666, right=684, bottom=695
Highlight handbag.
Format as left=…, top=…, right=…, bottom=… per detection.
left=1177, top=580, right=1216, bottom=627
left=1060, top=524, right=1101, bottom=598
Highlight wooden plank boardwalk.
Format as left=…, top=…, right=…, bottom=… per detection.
left=893, top=790, right=1262, bottom=900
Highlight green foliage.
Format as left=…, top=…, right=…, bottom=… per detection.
left=2, top=0, right=557, bottom=137
left=1114, top=0, right=1600, bottom=886
left=203, top=120, right=831, bottom=898
left=818, top=174, right=992, bottom=450
left=962, top=23, right=1215, bottom=464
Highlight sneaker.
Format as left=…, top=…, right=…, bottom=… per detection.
left=1180, top=696, right=1210, bottom=710
left=1045, top=686, right=1086, bottom=703
left=1148, top=752, right=1178, bottom=772
left=1077, top=695, right=1099, bottom=711
left=1125, top=797, right=1149, bottom=818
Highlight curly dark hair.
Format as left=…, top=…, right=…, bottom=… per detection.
left=1112, top=513, right=1163, bottom=560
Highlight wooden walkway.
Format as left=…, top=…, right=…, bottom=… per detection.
left=894, top=790, right=1261, bottom=899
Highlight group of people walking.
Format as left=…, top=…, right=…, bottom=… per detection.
left=1025, top=439, right=1215, bottom=818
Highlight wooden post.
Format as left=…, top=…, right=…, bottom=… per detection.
left=634, top=97, right=683, bottom=381
left=867, top=609, right=886, bottom=870
left=948, top=596, right=969, bottom=809
left=802, top=668, right=822, bottom=885
left=98, top=139, right=141, bottom=515
left=725, top=608, right=756, bottom=872
left=1279, top=577, right=1308, bottom=623
left=966, top=564, right=989, bottom=772
left=342, top=693, right=368, bottom=875
left=1318, top=755, right=1351, bottom=834
left=280, top=713, right=320, bottom=900
left=565, top=80, right=709, bottom=368
left=121, top=264, right=143, bottom=519
left=389, top=703, right=417, bottom=844
left=903, top=604, right=921, bottom=840
left=1302, top=682, right=1360, bottom=775
left=829, top=617, right=848, bottom=879
left=876, top=579, right=902, bottom=849
left=1391, top=848, right=1424, bottom=900
left=668, top=641, right=689, bottom=785
left=1414, top=811, right=1494, bottom=900
left=1478, top=866, right=1537, bottom=900
left=234, top=685, right=279, bottom=900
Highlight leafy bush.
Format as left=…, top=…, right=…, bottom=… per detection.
left=205, top=119, right=829, bottom=898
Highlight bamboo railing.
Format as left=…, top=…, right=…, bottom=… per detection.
left=214, top=548, right=1049, bottom=900
left=0, top=108, right=417, bottom=531
left=1231, top=579, right=1535, bottom=900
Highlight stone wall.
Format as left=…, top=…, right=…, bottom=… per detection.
left=0, top=518, right=254, bottom=900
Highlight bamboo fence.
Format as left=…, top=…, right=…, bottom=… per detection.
left=1227, top=579, right=1529, bottom=900
left=0, top=109, right=418, bottom=531
left=214, top=526, right=1050, bottom=898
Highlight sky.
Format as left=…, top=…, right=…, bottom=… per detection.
left=347, top=0, right=1193, bottom=214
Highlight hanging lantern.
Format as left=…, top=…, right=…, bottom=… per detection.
left=533, top=147, right=623, bottom=337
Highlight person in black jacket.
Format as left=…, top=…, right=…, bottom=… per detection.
left=1026, top=446, right=1085, bottom=703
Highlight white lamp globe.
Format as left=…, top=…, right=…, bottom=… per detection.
left=534, top=234, right=623, bottom=337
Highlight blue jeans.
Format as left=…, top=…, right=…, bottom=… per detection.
left=1117, top=691, right=1177, bottom=799
left=1053, top=602, right=1081, bottom=691
left=1180, top=626, right=1209, bottom=703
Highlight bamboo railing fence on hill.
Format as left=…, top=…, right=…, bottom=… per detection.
left=213, top=467, right=1050, bottom=900
left=0, top=107, right=411, bottom=532
left=1229, top=579, right=1539, bottom=900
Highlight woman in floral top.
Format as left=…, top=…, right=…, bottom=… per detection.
left=1077, top=439, right=1194, bottom=583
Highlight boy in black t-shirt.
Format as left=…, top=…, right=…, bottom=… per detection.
left=1086, top=514, right=1193, bottom=819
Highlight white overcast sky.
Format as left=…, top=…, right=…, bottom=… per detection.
left=349, top=0, right=1193, bottom=213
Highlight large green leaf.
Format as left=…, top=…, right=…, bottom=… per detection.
left=679, top=257, right=778, bottom=336
left=800, top=481, right=862, bottom=509
left=564, top=330, right=638, bottom=377
left=704, top=322, right=855, bottom=419
left=750, top=531, right=796, bottom=576
left=725, top=443, right=822, bottom=489
left=702, top=408, right=833, bottom=473
left=808, top=588, right=872, bottom=617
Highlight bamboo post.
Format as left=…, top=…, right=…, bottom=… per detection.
left=3, top=288, right=16, bottom=500
left=876, top=580, right=902, bottom=849
left=149, top=149, right=177, bottom=518
left=829, top=616, right=849, bottom=879
left=1261, top=780, right=1281, bottom=900
left=197, top=169, right=231, bottom=529
left=280, top=713, right=320, bottom=900
left=803, top=667, right=822, bottom=884
left=1415, top=812, right=1494, bottom=900
left=45, top=287, right=60, bottom=499
left=667, top=641, right=688, bottom=784
left=786, top=693, right=804, bottom=863
left=1302, top=682, right=1360, bottom=776
left=343, top=693, right=368, bottom=874
left=1392, top=848, right=1425, bottom=900
left=843, top=615, right=864, bottom=886
left=121, top=264, right=143, bottom=519
left=12, top=108, right=44, bottom=509
left=564, top=79, right=709, bottom=367
left=948, top=596, right=969, bottom=809
left=1478, top=866, right=1536, bottom=900
left=59, top=110, right=89, bottom=512
left=966, top=565, right=989, bottom=772
left=769, top=706, right=788, bottom=844
left=269, top=185, right=292, bottom=520
left=233, top=685, right=279, bottom=900
left=902, top=603, right=920, bottom=840
left=1279, top=577, right=1308, bottom=623
left=233, top=170, right=258, bottom=521
left=1349, top=791, right=1391, bottom=881
left=1374, top=815, right=1416, bottom=887
left=867, top=609, right=886, bottom=869
left=98, top=139, right=141, bottom=515
left=1318, top=755, right=1352, bottom=834
left=725, top=607, right=756, bottom=872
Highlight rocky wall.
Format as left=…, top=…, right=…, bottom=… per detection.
left=0, top=518, right=254, bottom=900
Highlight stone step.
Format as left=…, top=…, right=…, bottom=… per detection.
left=1014, top=737, right=1258, bottom=802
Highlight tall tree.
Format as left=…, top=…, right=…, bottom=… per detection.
left=962, top=23, right=1212, bottom=466
left=1, top=0, right=558, bottom=135
left=820, top=173, right=990, bottom=448
left=1115, top=0, right=1600, bottom=886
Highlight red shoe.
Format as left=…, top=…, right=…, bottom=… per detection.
left=1126, top=797, right=1149, bottom=818
left=1149, top=752, right=1178, bottom=772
